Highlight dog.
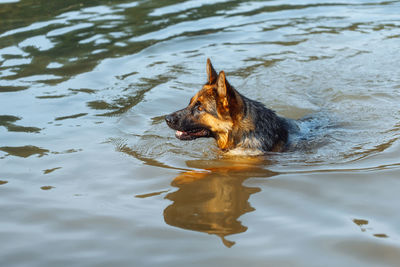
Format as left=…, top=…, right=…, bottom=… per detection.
left=165, top=59, right=299, bottom=155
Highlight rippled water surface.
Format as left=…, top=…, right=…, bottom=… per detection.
left=1, top=0, right=400, bottom=266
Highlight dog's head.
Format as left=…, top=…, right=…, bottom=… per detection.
left=165, top=59, right=245, bottom=149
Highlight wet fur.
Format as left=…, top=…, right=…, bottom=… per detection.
left=165, top=59, right=297, bottom=155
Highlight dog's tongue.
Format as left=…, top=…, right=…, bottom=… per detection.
left=176, top=131, right=184, bottom=138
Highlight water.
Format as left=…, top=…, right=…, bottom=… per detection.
left=1, top=0, right=400, bottom=266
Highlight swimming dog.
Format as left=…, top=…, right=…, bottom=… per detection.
left=165, top=59, right=298, bottom=155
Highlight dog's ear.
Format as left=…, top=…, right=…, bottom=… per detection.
left=217, top=71, right=243, bottom=119
left=217, top=71, right=229, bottom=101
left=206, top=58, right=218, bottom=84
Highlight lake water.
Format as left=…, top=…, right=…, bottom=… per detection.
left=1, top=0, right=400, bottom=266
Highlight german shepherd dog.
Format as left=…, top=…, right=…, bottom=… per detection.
left=165, top=59, right=299, bottom=155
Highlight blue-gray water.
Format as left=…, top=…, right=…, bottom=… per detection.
left=1, top=0, right=400, bottom=266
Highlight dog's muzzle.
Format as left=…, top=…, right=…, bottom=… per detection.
left=165, top=112, right=211, bottom=140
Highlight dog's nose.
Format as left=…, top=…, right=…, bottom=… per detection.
left=165, top=114, right=174, bottom=124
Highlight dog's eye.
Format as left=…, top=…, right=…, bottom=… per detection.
left=195, top=101, right=203, bottom=112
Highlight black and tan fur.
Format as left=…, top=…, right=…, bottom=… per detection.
left=165, top=59, right=297, bottom=155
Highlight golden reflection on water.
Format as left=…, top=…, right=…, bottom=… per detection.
left=0, top=145, right=49, bottom=158
left=353, top=218, right=389, bottom=239
left=163, top=159, right=277, bottom=247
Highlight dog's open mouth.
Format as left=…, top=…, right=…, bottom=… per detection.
left=175, top=128, right=211, bottom=140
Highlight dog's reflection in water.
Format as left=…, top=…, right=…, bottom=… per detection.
left=164, top=159, right=277, bottom=247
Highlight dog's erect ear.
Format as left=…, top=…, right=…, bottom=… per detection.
left=217, top=71, right=229, bottom=100
left=217, top=71, right=243, bottom=119
left=206, top=58, right=218, bottom=84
